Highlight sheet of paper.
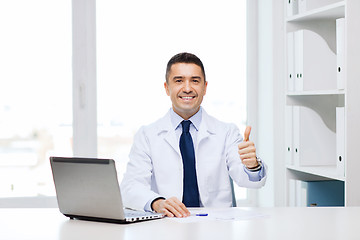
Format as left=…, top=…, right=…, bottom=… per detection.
left=168, top=208, right=268, bottom=223
left=207, top=208, right=267, bottom=221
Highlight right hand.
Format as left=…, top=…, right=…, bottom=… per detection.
left=151, top=197, right=190, bottom=218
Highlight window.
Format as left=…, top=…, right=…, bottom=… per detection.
left=96, top=0, right=248, bottom=202
left=0, top=0, right=249, bottom=205
left=0, top=0, right=72, bottom=197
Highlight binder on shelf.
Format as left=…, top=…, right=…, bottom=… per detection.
left=286, top=0, right=292, bottom=17
left=293, top=106, right=336, bottom=166
left=296, top=180, right=307, bottom=207
left=285, top=106, right=293, bottom=165
left=288, top=179, right=296, bottom=207
left=292, top=106, right=300, bottom=166
left=298, top=0, right=306, bottom=13
left=287, top=0, right=299, bottom=17
left=287, top=32, right=295, bottom=91
left=289, top=180, right=344, bottom=208
left=293, top=29, right=337, bottom=91
left=336, top=18, right=345, bottom=90
left=306, top=181, right=344, bottom=207
left=336, top=107, right=345, bottom=177
left=294, top=31, right=304, bottom=91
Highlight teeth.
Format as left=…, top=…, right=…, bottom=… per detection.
left=181, top=97, right=193, bottom=100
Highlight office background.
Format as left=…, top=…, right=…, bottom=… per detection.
left=0, top=0, right=260, bottom=207
left=2, top=0, right=358, bottom=208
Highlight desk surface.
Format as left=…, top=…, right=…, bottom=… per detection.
left=0, top=207, right=358, bottom=240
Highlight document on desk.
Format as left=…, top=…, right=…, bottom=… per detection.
left=169, top=208, right=267, bottom=223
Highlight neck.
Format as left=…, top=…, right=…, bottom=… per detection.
left=173, top=107, right=200, bottom=120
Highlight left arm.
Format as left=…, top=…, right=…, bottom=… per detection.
left=226, top=125, right=267, bottom=188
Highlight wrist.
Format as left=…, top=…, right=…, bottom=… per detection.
left=151, top=197, right=165, bottom=212
left=247, top=157, right=262, bottom=172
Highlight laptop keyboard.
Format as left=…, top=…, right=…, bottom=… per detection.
left=124, top=208, right=163, bottom=222
left=124, top=208, right=155, bottom=217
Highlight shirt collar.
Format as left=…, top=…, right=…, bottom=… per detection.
left=170, top=107, right=202, bottom=131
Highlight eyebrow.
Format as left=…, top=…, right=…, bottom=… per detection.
left=172, top=76, right=202, bottom=80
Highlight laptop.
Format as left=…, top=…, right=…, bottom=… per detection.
left=50, top=156, right=164, bottom=223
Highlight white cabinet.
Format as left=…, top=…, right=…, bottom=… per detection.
left=284, top=0, right=360, bottom=206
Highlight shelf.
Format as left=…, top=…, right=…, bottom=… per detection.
left=283, top=0, right=360, bottom=207
left=286, top=92, right=344, bottom=111
left=287, top=89, right=345, bottom=96
left=287, top=165, right=345, bottom=181
left=287, top=1, right=345, bottom=22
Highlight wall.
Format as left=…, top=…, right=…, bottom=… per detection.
left=247, top=0, right=286, bottom=207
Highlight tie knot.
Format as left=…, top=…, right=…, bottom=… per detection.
left=181, top=120, right=191, bottom=133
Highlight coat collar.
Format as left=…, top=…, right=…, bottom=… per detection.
left=156, top=108, right=216, bottom=155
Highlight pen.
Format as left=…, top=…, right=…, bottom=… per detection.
left=195, top=213, right=208, bottom=216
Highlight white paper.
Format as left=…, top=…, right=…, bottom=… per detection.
left=167, top=208, right=268, bottom=223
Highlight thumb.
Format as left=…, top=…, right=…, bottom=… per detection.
left=244, top=126, right=251, bottom=142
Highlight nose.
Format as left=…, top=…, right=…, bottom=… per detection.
left=183, top=80, right=192, bottom=93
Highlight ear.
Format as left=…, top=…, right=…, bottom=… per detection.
left=203, top=81, right=208, bottom=95
left=164, top=82, right=170, bottom=96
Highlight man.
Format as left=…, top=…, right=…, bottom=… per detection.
left=121, top=52, right=267, bottom=218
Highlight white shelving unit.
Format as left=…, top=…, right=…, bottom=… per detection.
left=284, top=0, right=360, bottom=206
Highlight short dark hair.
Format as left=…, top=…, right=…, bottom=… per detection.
left=165, top=52, right=206, bottom=83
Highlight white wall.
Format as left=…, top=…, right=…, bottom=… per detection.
left=257, top=0, right=274, bottom=207
left=248, top=0, right=286, bottom=207
left=271, top=0, right=286, bottom=208
left=72, top=0, right=97, bottom=157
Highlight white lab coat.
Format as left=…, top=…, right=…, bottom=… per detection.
left=120, top=109, right=267, bottom=210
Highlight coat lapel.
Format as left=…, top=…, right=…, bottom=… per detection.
left=195, top=110, right=216, bottom=153
left=157, top=111, right=181, bottom=156
left=163, top=131, right=180, bottom=156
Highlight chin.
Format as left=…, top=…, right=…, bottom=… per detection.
left=182, top=107, right=200, bottom=115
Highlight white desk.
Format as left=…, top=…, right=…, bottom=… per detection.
left=0, top=207, right=358, bottom=240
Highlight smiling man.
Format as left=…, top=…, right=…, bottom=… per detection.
left=120, top=52, right=267, bottom=218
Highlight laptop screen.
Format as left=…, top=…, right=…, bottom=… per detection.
left=50, top=157, right=126, bottom=220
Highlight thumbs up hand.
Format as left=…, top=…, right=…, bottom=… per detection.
left=238, top=126, right=259, bottom=169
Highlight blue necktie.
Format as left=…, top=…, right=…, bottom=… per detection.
left=180, top=120, right=200, bottom=207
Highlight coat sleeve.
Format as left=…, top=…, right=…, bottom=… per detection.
left=225, top=124, right=267, bottom=189
left=120, top=126, right=162, bottom=211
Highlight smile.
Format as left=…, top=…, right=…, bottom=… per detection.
left=180, top=96, right=195, bottom=100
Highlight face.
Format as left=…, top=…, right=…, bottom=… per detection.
left=164, top=63, right=207, bottom=120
